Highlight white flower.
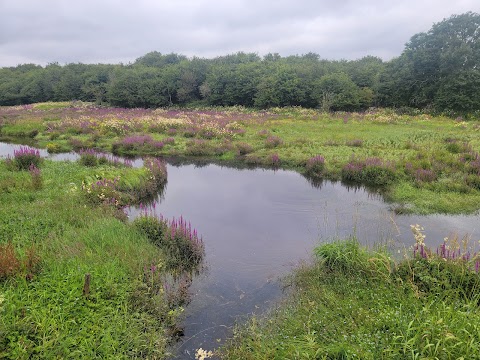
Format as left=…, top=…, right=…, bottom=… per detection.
left=195, top=348, right=214, bottom=360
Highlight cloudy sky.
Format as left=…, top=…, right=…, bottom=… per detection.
left=0, top=0, right=478, bottom=67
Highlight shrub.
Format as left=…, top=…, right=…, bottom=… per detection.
left=394, top=225, right=480, bottom=299
left=257, top=129, right=270, bottom=138
left=68, top=138, right=87, bottom=151
left=182, top=127, right=198, bottom=138
left=245, top=155, right=262, bottom=165
left=414, top=168, right=437, bottom=183
left=185, top=139, right=214, bottom=156
left=395, top=249, right=480, bottom=299
left=78, top=149, right=133, bottom=167
left=268, top=153, right=280, bottom=167
left=132, top=215, right=168, bottom=247
left=82, top=177, right=124, bottom=206
left=341, top=162, right=364, bottom=182
left=236, top=142, right=254, bottom=156
left=46, top=143, right=61, bottom=153
left=265, top=135, right=283, bottom=148
left=78, top=149, right=98, bottom=166
left=134, top=214, right=204, bottom=270
left=143, top=158, right=168, bottom=185
left=469, top=154, right=480, bottom=175
left=0, top=243, right=41, bottom=280
left=305, top=155, right=325, bottom=176
left=13, top=146, right=42, bottom=170
left=445, top=139, right=472, bottom=154
left=0, top=242, right=21, bottom=280
left=342, top=157, right=396, bottom=186
left=126, top=158, right=168, bottom=202
left=162, top=137, right=175, bottom=145
left=29, top=164, right=42, bottom=190
left=112, top=134, right=163, bottom=155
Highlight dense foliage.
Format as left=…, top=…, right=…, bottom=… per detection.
left=1, top=12, right=479, bottom=114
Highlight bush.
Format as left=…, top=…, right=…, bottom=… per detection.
left=13, top=146, right=42, bottom=170
left=0, top=242, right=20, bottom=280
left=268, top=153, right=280, bottom=167
left=29, top=164, right=42, bottom=190
left=236, top=142, right=254, bottom=155
left=78, top=149, right=98, bottom=166
left=134, top=214, right=204, bottom=270
left=265, top=135, right=283, bottom=148
left=305, top=155, right=325, bottom=176
left=132, top=216, right=168, bottom=247
left=342, top=157, right=396, bottom=186
left=46, top=143, right=61, bottom=153
left=0, top=243, right=41, bottom=280
left=185, top=139, right=214, bottom=156
left=112, top=135, right=163, bottom=155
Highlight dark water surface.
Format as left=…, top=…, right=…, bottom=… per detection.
left=127, top=163, right=479, bottom=359
left=1, top=142, right=479, bottom=359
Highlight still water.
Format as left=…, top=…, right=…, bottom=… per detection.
left=1, top=142, right=479, bottom=359
left=127, top=163, right=479, bottom=359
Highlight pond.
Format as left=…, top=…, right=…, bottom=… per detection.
left=127, top=163, right=479, bottom=359
left=1, top=141, right=479, bottom=359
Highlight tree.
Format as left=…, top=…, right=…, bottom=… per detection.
left=378, top=12, right=480, bottom=112
left=254, top=64, right=308, bottom=108
left=314, top=72, right=362, bottom=111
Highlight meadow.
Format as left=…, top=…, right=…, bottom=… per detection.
left=1, top=102, right=480, bottom=214
left=0, top=143, right=203, bottom=358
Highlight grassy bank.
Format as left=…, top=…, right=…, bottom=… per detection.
left=222, top=239, right=480, bottom=359
left=2, top=102, right=480, bottom=214
left=0, top=150, right=202, bottom=358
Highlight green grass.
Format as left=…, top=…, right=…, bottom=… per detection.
left=0, top=159, right=182, bottom=359
left=222, top=240, right=480, bottom=359
left=2, top=104, right=480, bottom=214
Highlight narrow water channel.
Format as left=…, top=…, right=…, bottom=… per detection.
left=1, top=142, right=479, bottom=359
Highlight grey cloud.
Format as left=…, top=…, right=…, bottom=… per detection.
left=0, top=0, right=478, bottom=66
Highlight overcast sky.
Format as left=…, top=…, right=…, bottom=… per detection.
left=0, top=0, right=478, bottom=67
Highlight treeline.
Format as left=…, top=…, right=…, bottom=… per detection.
left=0, top=12, right=479, bottom=114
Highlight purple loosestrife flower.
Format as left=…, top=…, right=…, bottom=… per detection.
left=13, top=146, right=42, bottom=170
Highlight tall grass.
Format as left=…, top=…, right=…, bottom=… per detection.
left=222, top=236, right=480, bottom=359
